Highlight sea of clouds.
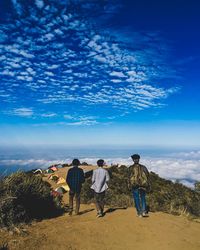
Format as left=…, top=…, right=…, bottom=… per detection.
left=0, top=150, right=200, bottom=189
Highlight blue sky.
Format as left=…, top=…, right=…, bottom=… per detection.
left=0, top=0, right=200, bottom=147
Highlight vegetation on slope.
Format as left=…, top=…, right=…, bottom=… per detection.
left=1, top=165, right=200, bottom=229
left=0, top=172, right=63, bottom=228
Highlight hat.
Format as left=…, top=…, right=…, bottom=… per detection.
left=131, top=154, right=140, bottom=160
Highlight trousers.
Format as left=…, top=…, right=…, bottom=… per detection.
left=69, top=190, right=80, bottom=214
left=132, top=188, right=147, bottom=215
left=94, top=191, right=105, bottom=214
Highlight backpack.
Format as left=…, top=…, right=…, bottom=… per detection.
left=130, top=164, right=149, bottom=188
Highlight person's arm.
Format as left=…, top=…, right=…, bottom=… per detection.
left=106, top=170, right=110, bottom=182
left=92, top=170, right=96, bottom=184
left=128, top=165, right=133, bottom=177
left=127, top=166, right=133, bottom=190
left=81, top=169, right=85, bottom=183
left=66, top=169, right=71, bottom=186
left=143, top=165, right=151, bottom=191
left=143, top=166, right=149, bottom=177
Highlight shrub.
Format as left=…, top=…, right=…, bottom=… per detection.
left=194, top=181, right=200, bottom=192
left=0, top=172, right=63, bottom=228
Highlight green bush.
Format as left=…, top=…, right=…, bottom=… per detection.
left=0, top=172, right=63, bottom=227
left=148, top=172, right=200, bottom=216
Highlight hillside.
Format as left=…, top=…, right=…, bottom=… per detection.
left=0, top=166, right=200, bottom=250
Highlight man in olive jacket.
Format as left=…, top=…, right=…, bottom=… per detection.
left=129, top=154, right=150, bottom=218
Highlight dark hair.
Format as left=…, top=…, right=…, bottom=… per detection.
left=131, top=154, right=140, bottom=160
left=97, top=159, right=104, bottom=166
left=72, top=159, right=80, bottom=166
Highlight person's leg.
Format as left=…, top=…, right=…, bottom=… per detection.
left=69, top=190, right=74, bottom=215
left=99, top=191, right=105, bottom=215
left=132, top=188, right=141, bottom=216
left=94, top=192, right=102, bottom=216
left=75, top=192, right=80, bottom=215
left=139, top=189, right=148, bottom=216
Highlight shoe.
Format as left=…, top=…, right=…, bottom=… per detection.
left=96, top=213, right=103, bottom=218
left=137, top=213, right=142, bottom=218
left=142, top=212, right=149, bottom=217
left=68, top=211, right=73, bottom=216
left=100, top=210, right=104, bottom=217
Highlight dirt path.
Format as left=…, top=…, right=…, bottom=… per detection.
left=1, top=205, right=200, bottom=250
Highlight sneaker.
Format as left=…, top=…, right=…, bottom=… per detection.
left=96, top=213, right=103, bottom=218
left=142, top=212, right=149, bottom=217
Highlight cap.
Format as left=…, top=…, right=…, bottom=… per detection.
left=131, top=154, right=140, bottom=160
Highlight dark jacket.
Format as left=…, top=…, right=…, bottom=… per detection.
left=66, top=167, right=85, bottom=193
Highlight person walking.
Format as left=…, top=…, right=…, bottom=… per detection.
left=66, top=159, right=85, bottom=216
left=129, top=154, right=150, bottom=218
left=91, top=159, right=110, bottom=217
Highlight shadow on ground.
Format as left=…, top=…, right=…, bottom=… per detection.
left=104, top=207, right=127, bottom=214
left=79, top=209, right=95, bottom=215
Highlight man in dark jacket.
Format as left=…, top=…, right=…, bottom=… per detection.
left=66, top=159, right=85, bottom=215
left=129, top=154, right=150, bottom=218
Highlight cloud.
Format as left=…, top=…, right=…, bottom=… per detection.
left=35, top=0, right=44, bottom=9
left=110, top=71, right=127, bottom=78
left=0, top=1, right=180, bottom=121
left=41, top=113, right=57, bottom=118
left=0, top=31, right=8, bottom=43
left=1, top=150, right=200, bottom=188
left=12, top=108, right=34, bottom=117
left=11, top=0, right=23, bottom=16
left=144, top=158, right=200, bottom=182
left=170, top=151, right=200, bottom=160
left=65, top=120, right=98, bottom=126
left=0, top=159, right=61, bottom=174
left=63, top=115, right=99, bottom=126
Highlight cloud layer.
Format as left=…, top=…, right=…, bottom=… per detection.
left=0, top=0, right=179, bottom=123
left=1, top=150, right=200, bottom=188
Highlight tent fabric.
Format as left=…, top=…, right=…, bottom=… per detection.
left=60, top=185, right=70, bottom=192
left=49, top=174, right=59, bottom=181
left=55, top=187, right=65, bottom=194
left=51, top=190, right=62, bottom=197
left=57, top=177, right=66, bottom=184
left=57, top=164, right=63, bottom=168
left=33, top=169, right=43, bottom=174
left=50, top=166, right=58, bottom=172
left=46, top=169, right=54, bottom=174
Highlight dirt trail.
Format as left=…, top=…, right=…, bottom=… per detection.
left=1, top=167, right=200, bottom=250
left=1, top=205, right=200, bottom=250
